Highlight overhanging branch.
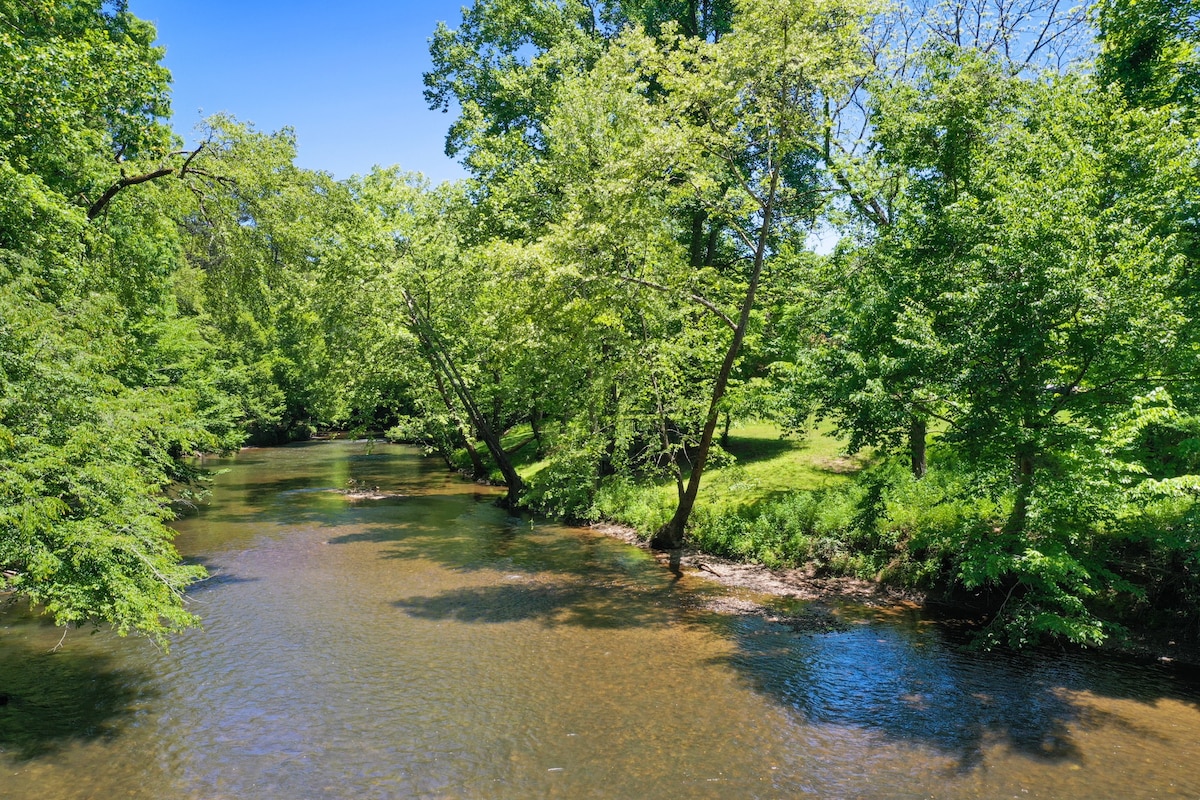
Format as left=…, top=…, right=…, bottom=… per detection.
left=618, top=273, right=737, bottom=331
left=87, top=142, right=212, bottom=220
left=87, top=167, right=174, bottom=219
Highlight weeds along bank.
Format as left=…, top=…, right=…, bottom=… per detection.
left=394, top=421, right=1200, bottom=653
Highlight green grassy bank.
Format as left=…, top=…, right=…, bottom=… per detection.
left=501, top=422, right=942, bottom=580
left=388, top=419, right=1200, bottom=651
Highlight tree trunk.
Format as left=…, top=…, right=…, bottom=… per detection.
left=404, top=292, right=527, bottom=507
left=1004, top=354, right=1038, bottom=534
left=462, top=433, right=486, bottom=478
left=430, top=367, right=486, bottom=478
left=909, top=416, right=927, bottom=479
left=650, top=167, right=780, bottom=550
left=530, top=406, right=545, bottom=458
left=704, top=222, right=720, bottom=267
left=689, top=209, right=707, bottom=267
left=1005, top=447, right=1035, bottom=535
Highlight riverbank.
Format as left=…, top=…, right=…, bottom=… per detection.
left=590, top=522, right=923, bottom=605
left=591, top=521, right=930, bottom=636
left=589, top=520, right=1200, bottom=668
left=419, top=420, right=1200, bottom=663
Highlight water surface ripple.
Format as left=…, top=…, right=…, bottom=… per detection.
left=2, top=441, right=1199, bottom=799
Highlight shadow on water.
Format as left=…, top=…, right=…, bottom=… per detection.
left=186, top=441, right=1200, bottom=786
left=701, top=603, right=1200, bottom=774
left=0, top=619, right=154, bottom=760
left=336, top=490, right=1200, bottom=778
left=183, top=555, right=261, bottom=593
left=328, top=500, right=657, bottom=578
left=393, top=579, right=675, bottom=630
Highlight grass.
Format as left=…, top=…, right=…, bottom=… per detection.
left=497, top=419, right=869, bottom=542
left=478, top=420, right=862, bottom=495
left=705, top=421, right=868, bottom=506
left=460, top=419, right=877, bottom=569
left=622, top=420, right=867, bottom=526
left=500, top=425, right=544, bottom=470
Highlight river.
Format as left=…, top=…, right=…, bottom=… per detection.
left=2, top=440, right=1200, bottom=799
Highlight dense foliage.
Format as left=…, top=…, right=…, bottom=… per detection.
left=3, top=0, right=1198, bottom=649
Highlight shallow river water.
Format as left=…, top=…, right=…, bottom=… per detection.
left=3, top=441, right=1200, bottom=799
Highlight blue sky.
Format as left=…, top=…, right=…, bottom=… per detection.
left=131, top=1, right=471, bottom=183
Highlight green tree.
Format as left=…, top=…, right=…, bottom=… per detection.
left=176, top=116, right=352, bottom=442
left=1096, top=0, right=1199, bottom=109
left=0, top=1, right=245, bottom=643
left=863, top=68, right=1194, bottom=644
left=592, top=0, right=875, bottom=549
left=813, top=47, right=1025, bottom=478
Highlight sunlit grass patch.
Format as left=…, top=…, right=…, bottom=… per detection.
left=579, top=421, right=868, bottom=538
left=706, top=421, right=867, bottom=508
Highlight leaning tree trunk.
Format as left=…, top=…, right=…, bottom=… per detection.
left=430, top=367, right=486, bottom=478
left=404, top=292, right=526, bottom=507
left=650, top=168, right=780, bottom=551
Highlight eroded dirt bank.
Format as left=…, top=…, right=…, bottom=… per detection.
left=589, top=522, right=1200, bottom=667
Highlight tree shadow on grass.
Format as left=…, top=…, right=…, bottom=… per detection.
left=0, top=623, right=154, bottom=760
left=723, top=433, right=801, bottom=463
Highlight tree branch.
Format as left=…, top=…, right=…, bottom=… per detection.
left=618, top=273, right=737, bottom=331
left=87, top=168, right=174, bottom=219
left=87, top=142, right=212, bottom=220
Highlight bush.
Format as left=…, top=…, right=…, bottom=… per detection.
left=522, top=448, right=604, bottom=519
left=588, top=477, right=677, bottom=535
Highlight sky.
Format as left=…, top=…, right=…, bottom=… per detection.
left=130, top=0, right=471, bottom=183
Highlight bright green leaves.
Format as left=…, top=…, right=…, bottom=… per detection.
left=425, top=0, right=605, bottom=175
left=806, top=27, right=1200, bottom=645
left=0, top=275, right=233, bottom=644
left=0, top=0, right=173, bottom=207
left=0, top=2, right=261, bottom=645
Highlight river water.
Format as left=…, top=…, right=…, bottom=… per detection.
left=3, top=440, right=1200, bottom=799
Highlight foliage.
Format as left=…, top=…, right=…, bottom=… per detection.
left=0, top=274, right=239, bottom=642
left=0, top=1, right=248, bottom=643
left=5, top=0, right=1199, bottom=654
left=1096, top=0, right=1200, bottom=109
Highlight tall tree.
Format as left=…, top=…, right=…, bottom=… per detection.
left=861, top=67, right=1193, bottom=643
left=0, top=0, right=245, bottom=643
left=812, top=47, right=1025, bottom=478
left=543, top=0, right=874, bottom=548
left=1096, top=0, right=1199, bottom=109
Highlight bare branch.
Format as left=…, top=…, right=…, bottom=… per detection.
left=87, top=142, right=214, bottom=220
left=178, top=141, right=207, bottom=176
